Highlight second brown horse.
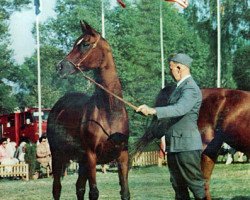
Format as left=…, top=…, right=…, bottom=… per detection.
left=199, top=88, right=250, bottom=199
left=133, top=86, right=250, bottom=200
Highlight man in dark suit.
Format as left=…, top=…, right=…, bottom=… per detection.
left=137, top=53, right=206, bottom=200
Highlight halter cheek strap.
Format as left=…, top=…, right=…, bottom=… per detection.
left=66, top=34, right=101, bottom=68
left=64, top=33, right=139, bottom=112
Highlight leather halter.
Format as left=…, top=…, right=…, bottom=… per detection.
left=66, top=34, right=101, bottom=68
left=64, top=33, right=139, bottom=111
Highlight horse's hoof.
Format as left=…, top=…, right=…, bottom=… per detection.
left=121, top=194, right=130, bottom=200
left=89, top=186, right=99, bottom=200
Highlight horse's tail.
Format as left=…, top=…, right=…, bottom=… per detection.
left=51, top=150, right=70, bottom=178
left=129, top=117, right=158, bottom=164
left=129, top=134, right=157, bottom=166
left=47, top=109, right=73, bottom=178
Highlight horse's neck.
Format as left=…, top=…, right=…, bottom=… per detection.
left=95, top=60, right=124, bottom=111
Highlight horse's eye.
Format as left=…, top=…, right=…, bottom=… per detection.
left=82, top=43, right=89, bottom=47
left=79, top=43, right=90, bottom=52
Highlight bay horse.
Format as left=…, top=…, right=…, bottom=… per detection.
left=199, top=88, right=250, bottom=199
left=47, top=21, right=130, bottom=200
left=132, top=86, right=250, bottom=199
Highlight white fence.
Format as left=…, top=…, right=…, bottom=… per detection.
left=0, top=163, right=29, bottom=181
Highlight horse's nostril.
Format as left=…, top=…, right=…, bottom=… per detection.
left=57, top=63, right=63, bottom=71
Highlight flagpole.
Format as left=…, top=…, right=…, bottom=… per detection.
left=101, top=0, right=105, bottom=38
left=217, top=0, right=221, bottom=88
left=160, top=0, right=165, bottom=89
left=159, top=0, right=166, bottom=167
left=36, top=13, right=42, bottom=137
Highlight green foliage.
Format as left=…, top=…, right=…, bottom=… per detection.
left=0, top=83, right=17, bottom=113
left=185, top=0, right=249, bottom=88
left=233, top=45, right=250, bottom=90
left=0, top=0, right=30, bottom=114
left=24, top=143, right=40, bottom=179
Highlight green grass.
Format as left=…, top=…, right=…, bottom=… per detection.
left=0, top=164, right=249, bottom=200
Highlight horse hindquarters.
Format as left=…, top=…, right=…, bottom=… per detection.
left=117, top=150, right=130, bottom=200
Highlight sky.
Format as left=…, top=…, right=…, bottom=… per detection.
left=9, top=0, right=120, bottom=65
left=9, top=0, right=56, bottom=64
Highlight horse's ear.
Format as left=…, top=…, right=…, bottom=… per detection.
left=80, top=20, right=95, bottom=35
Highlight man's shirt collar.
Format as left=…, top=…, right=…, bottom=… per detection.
left=177, top=75, right=191, bottom=87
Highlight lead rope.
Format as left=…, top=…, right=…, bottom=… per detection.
left=76, top=66, right=139, bottom=111
left=68, top=34, right=138, bottom=111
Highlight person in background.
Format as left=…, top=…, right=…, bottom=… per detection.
left=14, top=141, right=27, bottom=162
left=136, top=53, right=206, bottom=200
left=36, top=136, right=52, bottom=170
left=221, top=143, right=245, bottom=164
left=101, top=164, right=107, bottom=174
left=0, top=138, right=19, bottom=165
left=5, top=138, right=16, bottom=158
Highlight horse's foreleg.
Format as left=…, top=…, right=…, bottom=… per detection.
left=87, top=153, right=99, bottom=200
left=201, top=153, right=215, bottom=200
left=117, top=150, right=130, bottom=200
left=201, top=127, right=224, bottom=200
left=76, top=162, right=88, bottom=200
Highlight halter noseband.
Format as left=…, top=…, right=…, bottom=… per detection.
left=66, top=34, right=101, bottom=69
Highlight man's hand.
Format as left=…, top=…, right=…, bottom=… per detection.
left=136, top=105, right=156, bottom=116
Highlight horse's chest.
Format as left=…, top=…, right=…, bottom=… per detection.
left=82, top=107, right=128, bottom=137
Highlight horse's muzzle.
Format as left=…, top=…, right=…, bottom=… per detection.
left=56, top=59, right=76, bottom=78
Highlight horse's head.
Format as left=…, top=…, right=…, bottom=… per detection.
left=57, top=21, right=106, bottom=78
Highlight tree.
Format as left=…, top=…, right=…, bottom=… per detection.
left=16, top=46, right=65, bottom=108
left=0, top=0, right=29, bottom=114
left=185, top=0, right=249, bottom=88
left=233, top=45, right=250, bottom=90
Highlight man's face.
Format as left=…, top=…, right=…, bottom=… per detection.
left=169, top=61, right=181, bottom=81
left=41, top=139, right=47, bottom=144
left=2, top=141, right=7, bottom=148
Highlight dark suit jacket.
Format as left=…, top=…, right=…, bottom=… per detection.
left=155, top=76, right=202, bottom=152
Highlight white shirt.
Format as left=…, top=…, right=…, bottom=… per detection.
left=177, top=74, right=191, bottom=88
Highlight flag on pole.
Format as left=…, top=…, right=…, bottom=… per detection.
left=34, top=0, right=41, bottom=15
left=165, top=0, right=189, bottom=9
left=117, top=0, right=126, bottom=8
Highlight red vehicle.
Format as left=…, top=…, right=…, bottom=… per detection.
left=0, top=108, right=50, bottom=144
